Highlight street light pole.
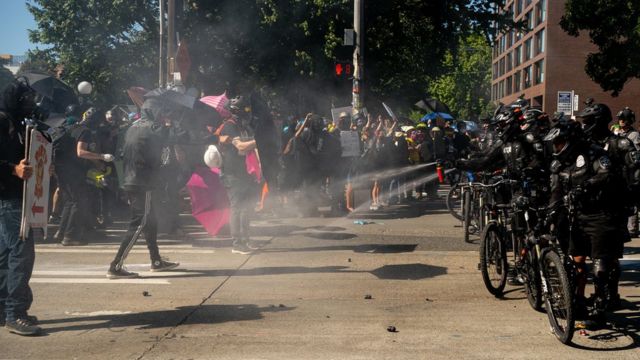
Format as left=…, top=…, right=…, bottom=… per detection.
left=352, top=0, right=364, bottom=112
left=167, top=0, right=175, bottom=84
left=159, top=0, right=165, bottom=87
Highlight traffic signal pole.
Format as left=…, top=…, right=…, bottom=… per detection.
left=352, top=0, right=363, bottom=112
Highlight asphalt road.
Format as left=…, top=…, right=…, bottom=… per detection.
left=1, top=193, right=639, bottom=359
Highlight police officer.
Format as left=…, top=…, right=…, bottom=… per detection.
left=0, top=78, right=42, bottom=335
left=615, top=107, right=640, bottom=238
left=575, top=103, right=636, bottom=316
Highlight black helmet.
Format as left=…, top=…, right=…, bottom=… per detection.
left=1, top=77, right=37, bottom=119
left=226, top=96, right=250, bottom=114
left=616, top=107, right=635, bottom=125
left=575, top=103, right=612, bottom=137
left=543, top=119, right=583, bottom=161
left=491, top=107, right=523, bottom=140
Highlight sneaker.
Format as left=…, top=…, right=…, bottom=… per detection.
left=150, top=259, right=179, bottom=272
left=507, top=269, right=523, bottom=286
left=5, top=317, right=42, bottom=336
left=48, top=215, right=60, bottom=224
left=107, top=267, right=139, bottom=279
left=232, top=242, right=253, bottom=255
left=61, top=238, right=88, bottom=246
left=246, top=240, right=264, bottom=250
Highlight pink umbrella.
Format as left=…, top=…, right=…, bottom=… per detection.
left=200, top=92, right=232, bottom=119
left=186, top=166, right=230, bottom=237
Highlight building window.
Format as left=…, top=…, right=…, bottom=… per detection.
left=516, top=0, right=523, bottom=15
left=492, top=84, right=498, bottom=101
left=524, top=65, right=532, bottom=88
left=535, top=29, right=545, bottom=55
left=499, top=80, right=505, bottom=98
left=526, top=10, right=534, bottom=30
left=525, top=0, right=532, bottom=7
left=514, top=45, right=522, bottom=66
left=499, top=57, right=505, bottom=76
left=536, top=0, right=546, bottom=25
left=493, top=62, right=498, bottom=80
left=534, top=59, right=544, bottom=84
left=507, top=52, right=513, bottom=71
left=533, top=95, right=543, bottom=108
left=506, top=76, right=513, bottom=95
left=514, top=71, right=521, bottom=92
left=524, top=38, right=533, bottom=61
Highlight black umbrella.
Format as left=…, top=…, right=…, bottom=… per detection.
left=250, top=92, right=279, bottom=187
left=415, top=97, right=451, bottom=114
left=21, top=72, right=78, bottom=113
left=144, top=88, right=197, bottom=110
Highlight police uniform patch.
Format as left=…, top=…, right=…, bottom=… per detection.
left=576, top=155, right=586, bottom=168
left=598, top=156, right=611, bottom=170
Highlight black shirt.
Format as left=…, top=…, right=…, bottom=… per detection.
left=0, top=112, right=25, bottom=199
left=220, top=119, right=251, bottom=180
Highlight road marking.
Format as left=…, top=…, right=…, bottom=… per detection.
left=36, top=248, right=215, bottom=254
left=30, top=278, right=171, bottom=285
left=33, top=270, right=198, bottom=277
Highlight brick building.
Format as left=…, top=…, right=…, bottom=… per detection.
left=491, top=0, right=640, bottom=116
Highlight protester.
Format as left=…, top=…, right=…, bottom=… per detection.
left=106, top=98, right=179, bottom=279
left=0, top=78, right=42, bottom=335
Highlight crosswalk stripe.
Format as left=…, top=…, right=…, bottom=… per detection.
left=30, top=278, right=171, bottom=285
left=36, top=248, right=216, bottom=254
left=32, top=270, right=197, bottom=277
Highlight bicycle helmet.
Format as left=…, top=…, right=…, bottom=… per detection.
left=543, top=119, right=583, bottom=161
left=575, top=103, right=612, bottom=137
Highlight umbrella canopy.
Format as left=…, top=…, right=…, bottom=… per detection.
left=421, top=112, right=454, bottom=122
left=126, top=87, right=147, bottom=108
left=144, top=88, right=197, bottom=109
left=200, top=93, right=232, bottom=119
left=21, top=72, right=78, bottom=113
left=186, top=167, right=230, bottom=237
left=415, top=97, right=451, bottom=114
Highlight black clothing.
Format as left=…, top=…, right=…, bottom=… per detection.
left=0, top=112, right=26, bottom=199
left=220, top=119, right=253, bottom=182
left=121, top=119, right=166, bottom=192
left=111, top=190, right=161, bottom=269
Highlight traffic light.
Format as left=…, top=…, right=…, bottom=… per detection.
left=334, top=61, right=352, bottom=78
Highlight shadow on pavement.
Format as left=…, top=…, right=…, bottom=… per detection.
left=369, top=263, right=447, bottom=280
left=38, top=304, right=295, bottom=334
left=261, top=244, right=418, bottom=254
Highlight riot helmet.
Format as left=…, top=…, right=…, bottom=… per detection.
left=575, top=103, right=612, bottom=138
left=543, top=119, right=582, bottom=162
left=617, top=107, right=635, bottom=127
left=1, top=77, right=37, bottom=120
left=491, top=107, right=522, bottom=141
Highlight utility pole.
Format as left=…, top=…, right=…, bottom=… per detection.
left=352, top=0, right=364, bottom=112
left=159, top=0, right=165, bottom=87
left=167, top=0, right=176, bottom=84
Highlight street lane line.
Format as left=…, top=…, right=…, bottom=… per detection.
left=30, top=278, right=170, bottom=284
left=35, top=248, right=215, bottom=254
left=33, top=270, right=198, bottom=277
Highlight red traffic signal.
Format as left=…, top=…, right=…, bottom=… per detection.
left=334, top=61, right=352, bottom=77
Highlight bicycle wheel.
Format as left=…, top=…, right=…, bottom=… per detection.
left=479, top=223, right=508, bottom=296
left=523, top=248, right=543, bottom=312
left=542, top=250, right=574, bottom=344
left=463, top=190, right=471, bottom=243
left=446, top=184, right=463, bottom=221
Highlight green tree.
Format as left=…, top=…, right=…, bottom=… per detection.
left=17, top=49, right=57, bottom=75
left=27, top=0, right=160, bottom=106
left=427, top=34, right=493, bottom=121
left=560, top=0, right=640, bottom=96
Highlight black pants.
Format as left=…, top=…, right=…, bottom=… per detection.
left=57, top=178, right=90, bottom=240
left=224, top=176, right=257, bottom=242
left=111, top=190, right=161, bottom=269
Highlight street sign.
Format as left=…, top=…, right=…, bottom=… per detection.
left=557, top=91, right=573, bottom=115
left=20, top=127, right=52, bottom=241
left=344, top=29, right=355, bottom=46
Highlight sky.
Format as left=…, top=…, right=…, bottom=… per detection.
left=0, top=1, right=39, bottom=55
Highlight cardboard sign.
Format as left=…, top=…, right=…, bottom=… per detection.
left=340, top=130, right=361, bottom=157
left=20, top=127, right=52, bottom=241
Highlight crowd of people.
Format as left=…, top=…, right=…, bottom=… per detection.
left=456, top=98, right=638, bottom=330
left=1, top=75, right=637, bottom=336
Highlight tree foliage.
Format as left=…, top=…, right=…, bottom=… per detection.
left=560, top=0, right=640, bottom=96
left=27, top=0, right=160, bottom=106
left=427, top=34, right=493, bottom=121
left=27, top=0, right=507, bottom=112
